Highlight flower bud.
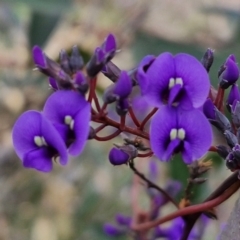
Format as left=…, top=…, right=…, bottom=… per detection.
left=69, top=45, right=84, bottom=73
left=59, top=49, right=71, bottom=74
left=232, top=100, right=240, bottom=128
left=216, top=145, right=230, bottom=159
left=108, top=145, right=137, bottom=165
left=226, top=84, right=240, bottom=112
left=48, top=77, right=58, bottom=90
left=212, top=108, right=232, bottom=132
left=103, top=224, right=124, bottom=236
left=74, top=72, right=89, bottom=94
left=201, top=48, right=214, bottom=72
left=115, top=214, right=131, bottom=226
left=102, top=61, right=121, bottom=83
left=203, top=98, right=215, bottom=119
left=224, top=130, right=238, bottom=148
left=116, top=98, right=130, bottom=116
left=219, top=55, right=239, bottom=89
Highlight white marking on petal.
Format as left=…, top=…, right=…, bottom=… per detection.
left=178, top=128, right=186, bottom=140
left=170, top=129, right=177, bottom=140
left=70, top=120, right=74, bottom=130
left=175, top=77, right=183, bottom=86
left=168, top=78, right=175, bottom=89
left=64, top=115, right=73, bottom=125
left=34, top=136, right=47, bottom=147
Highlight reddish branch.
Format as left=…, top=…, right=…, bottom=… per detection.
left=139, top=108, right=158, bottom=130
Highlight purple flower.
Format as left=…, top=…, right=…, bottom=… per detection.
left=150, top=106, right=212, bottom=164
left=12, top=111, right=68, bottom=172
left=137, top=53, right=210, bottom=110
left=43, top=90, right=91, bottom=156
left=219, top=54, right=239, bottom=89
left=115, top=214, right=131, bottom=226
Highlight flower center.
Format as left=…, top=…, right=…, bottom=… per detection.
left=64, top=115, right=74, bottom=130
left=168, top=77, right=183, bottom=89
left=170, top=128, right=186, bottom=141
left=34, top=136, right=47, bottom=147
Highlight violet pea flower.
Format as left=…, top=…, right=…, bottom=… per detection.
left=137, top=53, right=210, bottom=110
left=43, top=90, right=91, bottom=156
left=150, top=106, right=212, bottom=164
left=12, top=111, right=68, bottom=172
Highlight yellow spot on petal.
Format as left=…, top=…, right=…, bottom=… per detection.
left=170, top=129, right=177, bottom=140
left=168, top=78, right=175, bottom=89
left=175, top=77, right=183, bottom=86
left=64, top=115, right=73, bottom=125
left=178, top=128, right=186, bottom=140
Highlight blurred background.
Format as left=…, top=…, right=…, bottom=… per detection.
left=0, top=0, right=240, bottom=239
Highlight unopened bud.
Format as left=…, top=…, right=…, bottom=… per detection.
left=224, top=130, right=238, bottom=148
left=201, top=48, right=214, bottom=72
left=69, top=45, right=84, bottom=73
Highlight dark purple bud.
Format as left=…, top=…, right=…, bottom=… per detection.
left=115, top=214, right=131, bottom=226
left=102, top=61, right=121, bottom=83
left=203, top=98, right=215, bottom=119
left=103, top=85, right=118, bottom=104
left=116, top=98, right=130, bottom=116
left=48, top=77, right=58, bottom=90
left=216, top=145, right=230, bottom=159
left=232, top=100, right=240, bottom=128
left=232, top=144, right=240, bottom=160
left=109, top=145, right=137, bottom=165
left=103, top=224, right=124, bottom=236
left=224, top=130, right=238, bottom=148
left=201, top=48, right=214, bottom=72
left=69, top=45, right=84, bottom=73
left=59, top=49, right=71, bottom=74
left=226, top=152, right=239, bottom=171
left=74, top=72, right=89, bottom=94
left=226, top=84, right=240, bottom=112
left=211, top=108, right=232, bottom=132
left=219, top=55, right=239, bottom=89
left=86, top=47, right=105, bottom=77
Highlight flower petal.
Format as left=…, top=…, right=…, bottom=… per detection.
left=175, top=53, right=210, bottom=108
left=32, top=45, right=47, bottom=68
left=162, top=139, right=181, bottom=161
left=178, top=108, right=212, bottom=162
left=23, top=148, right=53, bottom=172
left=68, top=103, right=91, bottom=156
left=150, top=106, right=177, bottom=161
left=143, top=53, right=175, bottom=107
left=12, top=110, right=42, bottom=159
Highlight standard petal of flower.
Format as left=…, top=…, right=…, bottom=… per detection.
left=23, top=148, right=53, bottom=172
left=12, top=110, right=42, bottom=160
left=143, top=53, right=175, bottom=107
left=150, top=106, right=177, bottom=161
left=175, top=53, right=210, bottom=108
left=43, top=90, right=88, bottom=123
left=68, top=103, right=91, bottom=156
left=178, top=108, right=212, bottom=161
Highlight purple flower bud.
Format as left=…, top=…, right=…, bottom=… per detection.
left=201, top=48, right=214, bottom=72
left=224, top=130, right=238, bottom=148
left=32, top=45, right=47, bottom=69
left=116, top=98, right=130, bottom=116
left=86, top=34, right=117, bottom=77
left=226, top=84, right=240, bottom=112
left=74, top=72, right=89, bottom=94
left=103, top=224, right=124, bottom=236
left=232, top=100, right=240, bottom=128
left=59, top=49, right=71, bottom=74
left=203, top=98, right=215, bottom=119
left=102, top=61, right=121, bottom=83
left=216, top=145, right=230, bottom=159
left=219, top=55, right=239, bottom=89
left=113, top=71, right=132, bottom=99
left=48, top=77, right=58, bottom=90
left=109, top=145, right=137, bottom=165
left=12, top=111, right=68, bottom=172
left=69, top=45, right=84, bottom=73
left=212, top=107, right=232, bottom=132
left=115, top=214, right=131, bottom=226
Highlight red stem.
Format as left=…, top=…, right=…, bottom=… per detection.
left=137, top=152, right=153, bottom=158
left=139, top=108, right=158, bottom=130
left=95, top=124, right=107, bottom=133
left=94, top=129, right=121, bottom=141
left=214, top=87, right=225, bottom=111
left=129, top=108, right=141, bottom=127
